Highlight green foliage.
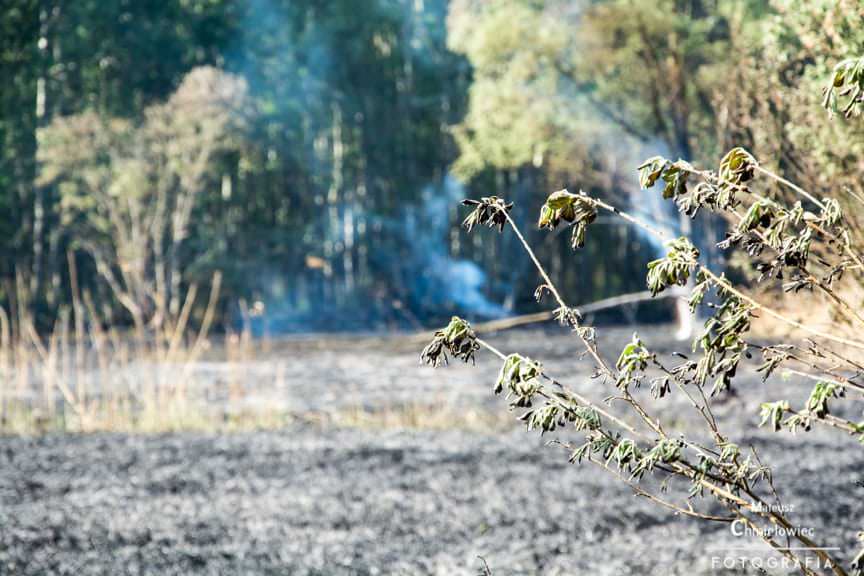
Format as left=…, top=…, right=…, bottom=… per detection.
left=755, top=347, right=791, bottom=381
left=421, top=316, right=480, bottom=367
left=568, top=432, right=613, bottom=465
left=824, top=56, right=864, bottom=118
left=637, top=148, right=756, bottom=217
left=759, top=381, right=848, bottom=435
left=725, top=0, right=864, bottom=261
left=646, top=237, right=700, bottom=296
left=719, top=442, right=740, bottom=463
left=631, top=438, right=682, bottom=479
left=494, top=353, right=542, bottom=407
left=537, top=190, right=598, bottom=249
left=609, top=437, right=641, bottom=470
left=429, top=127, right=864, bottom=572
left=519, top=403, right=564, bottom=433
left=717, top=147, right=757, bottom=190
left=694, top=285, right=751, bottom=395
left=637, top=157, right=693, bottom=200
left=615, top=333, right=650, bottom=389
left=759, top=400, right=790, bottom=432
left=37, top=67, right=248, bottom=326
left=805, top=380, right=844, bottom=418
left=2, top=0, right=476, bottom=328
left=820, top=197, right=843, bottom=228
left=520, top=403, right=601, bottom=434
left=687, top=271, right=711, bottom=313
left=738, top=200, right=777, bottom=235
left=0, top=0, right=39, bottom=283
left=446, top=0, right=589, bottom=178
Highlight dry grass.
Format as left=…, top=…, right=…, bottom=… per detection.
left=0, top=271, right=282, bottom=434
left=0, top=287, right=513, bottom=434
left=309, top=401, right=514, bottom=432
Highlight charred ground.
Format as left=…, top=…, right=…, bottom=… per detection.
left=1, top=327, right=861, bottom=575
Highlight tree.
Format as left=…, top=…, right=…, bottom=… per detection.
left=37, top=67, right=249, bottom=333
left=716, top=0, right=864, bottom=231
left=0, top=1, right=39, bottom=320
left=445, top=0, right=743, bottom=316
left=447, top=0, right=767, bottom=175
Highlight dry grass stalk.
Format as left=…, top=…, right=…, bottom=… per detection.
left=0, top=269, right=259, bottom=433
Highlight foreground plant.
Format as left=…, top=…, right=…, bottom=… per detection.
left=423, top=125, right=864, bottom=574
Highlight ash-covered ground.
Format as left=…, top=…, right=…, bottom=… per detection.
left=1, top=326, right=862, bottom=575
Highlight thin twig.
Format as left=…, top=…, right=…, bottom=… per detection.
left=501, top=210, right=615, bottom=378
left=754, top=164, right=826, bottom=210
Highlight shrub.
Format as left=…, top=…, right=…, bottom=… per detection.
left=423, top=66, right=864, bottom=576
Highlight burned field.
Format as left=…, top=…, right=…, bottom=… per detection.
left=1, top=327, right=862, bottom=575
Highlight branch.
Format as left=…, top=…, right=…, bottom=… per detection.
left=584, top=197, right=864, bottom=351
left=475, top=337, right=646, bottom=439
left=466, top=289, right=687, bottom=334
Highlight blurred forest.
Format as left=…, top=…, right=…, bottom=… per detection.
left=1, top=0, right=862, bottom=335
